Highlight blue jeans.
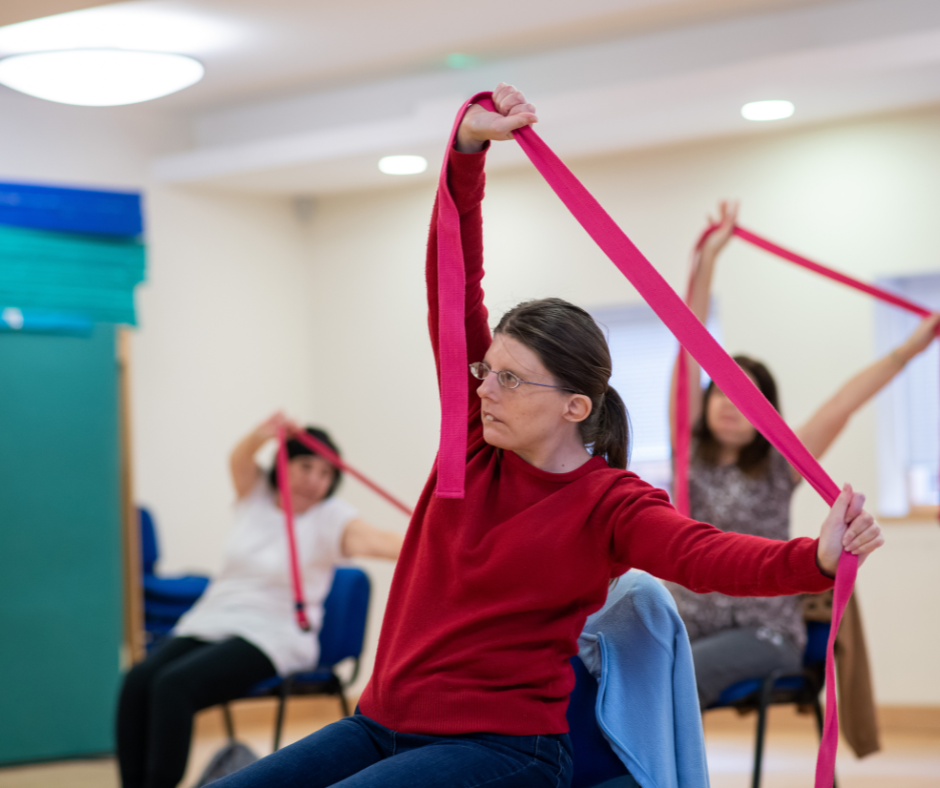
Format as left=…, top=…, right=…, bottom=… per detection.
left=211, top=710, right=574, bottom=788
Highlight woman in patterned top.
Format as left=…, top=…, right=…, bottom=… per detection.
left=668, top=201, right=940, bottom=708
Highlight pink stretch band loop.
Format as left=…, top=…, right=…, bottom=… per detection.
left=289, top=430, right=414, bottom=517
left=276, top=426, right=312, bottom=633
left=277, top=428, right=414, bottom=634
left=435, top=93, right=861, bottom=786
left=674, top=224, right=939, bottom=523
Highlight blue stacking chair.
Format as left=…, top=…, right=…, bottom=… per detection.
left=221, top=566, right=371, bottom=751
left=705, top=621, right=833, bottom=788
left=566, top=655, right=641, bottom=788
left=139, top=507, right=210, bottom=646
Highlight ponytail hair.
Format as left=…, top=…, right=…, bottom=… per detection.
left=587, top=385, right=630, bottom=470
left=494, top=298, right=631, bottom=469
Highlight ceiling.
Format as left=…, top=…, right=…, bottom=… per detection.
left=0, top=1, right=119, bottom=28
left=4, top=0, right=940, bottom=195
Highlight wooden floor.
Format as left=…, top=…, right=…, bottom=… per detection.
left=2, top=700, right=938, bottom=788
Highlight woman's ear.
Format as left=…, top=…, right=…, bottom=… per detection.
left=563, top=394, right=593, bottom=425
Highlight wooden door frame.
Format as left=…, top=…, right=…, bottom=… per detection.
left=118, top=328, right=145, bottom=663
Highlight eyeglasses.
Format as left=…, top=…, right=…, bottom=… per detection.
left=469, top=361, right=577, bottom=392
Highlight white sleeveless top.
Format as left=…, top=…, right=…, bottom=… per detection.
left=174, top=477, right=356, bottom=675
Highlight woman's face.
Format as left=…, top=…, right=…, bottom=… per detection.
left=705, top=378, right=757, bottom=451
left=477, top=333, right=580, bottom=455
left=285, top=455, right=335, bottom=513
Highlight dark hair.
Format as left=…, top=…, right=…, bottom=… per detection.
left=494, top=297, right=631, bottom=469
left=267, top=426, right=343, bottom=498
left=692, top=355, right=778, bottom=477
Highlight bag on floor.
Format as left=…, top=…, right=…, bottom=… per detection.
left=194, top=740, right=259, bottom=786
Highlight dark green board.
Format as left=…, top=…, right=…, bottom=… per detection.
left=0, top=324, right=122, bottom=763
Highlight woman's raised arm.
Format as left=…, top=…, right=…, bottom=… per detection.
left=425, top=84, right=538, bottom=412
left=229, top=411, right=300, bottom=500
left=668, top=201, right=738, bottom=450
left=793, top=312, right=940, bottom=474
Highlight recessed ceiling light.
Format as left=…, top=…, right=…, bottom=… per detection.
left=741, top=100, right=794, bottom=121
left=0, top=50, right=204, bottom=106
left=378, top=155, right=428, bottom=175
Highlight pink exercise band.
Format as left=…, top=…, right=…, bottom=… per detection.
left=674, top=224, right=938, bottom=518
left=276, top=426, right=312, bottom=633
left=276, top=427, right=414, bottom=633
left=434, top=91, right=870, bottom=787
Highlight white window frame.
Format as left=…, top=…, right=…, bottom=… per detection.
left=873, top=273, right=940, bottom=516
left=592, top=301, right=721, bottom=493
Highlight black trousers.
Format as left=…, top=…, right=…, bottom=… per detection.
left=116, top=636, right=277, bottom=788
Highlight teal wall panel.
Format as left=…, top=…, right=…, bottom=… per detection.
left=0, top=324, right=123, bottom=763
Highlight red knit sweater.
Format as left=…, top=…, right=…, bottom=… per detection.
left=357, top=147, right=833, bottom=736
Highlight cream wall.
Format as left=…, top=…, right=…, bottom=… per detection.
left=0, top=89, right=316, bottom=574
left=303, top=106, right=940, bottom=703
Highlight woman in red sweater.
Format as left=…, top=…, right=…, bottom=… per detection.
left=214, top=83, right=883, bottom=788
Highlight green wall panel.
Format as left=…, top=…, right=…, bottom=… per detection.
left=0, top=324, right=122, bottom=763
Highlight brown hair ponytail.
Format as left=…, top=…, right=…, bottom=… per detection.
left=495, top=298, right=631, bottom=469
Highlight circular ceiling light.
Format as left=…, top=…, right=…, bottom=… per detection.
left=0, top=49, right=204, bottom=106
left=741, top=100, right=794, bottom=122
left=378, top=155, right=428, bottom=175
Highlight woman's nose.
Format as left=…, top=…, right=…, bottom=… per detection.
left=477, top=373, right=499, bottom=399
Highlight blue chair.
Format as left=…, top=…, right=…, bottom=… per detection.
left=566, top=655, right=640, bottom=788
left=705, top=621, right=833, bottom=788
left=139, top=507, right=210, bottom=646
left=221, top=566, right=371, bottom=751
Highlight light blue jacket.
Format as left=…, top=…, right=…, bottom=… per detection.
left=578, top=571, right=710, bottom=788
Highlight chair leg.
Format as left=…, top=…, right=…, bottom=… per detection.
left=273, top=677, right=293, bottom=752
left=751, top=674, right=777, bottom=788
left=337, top=686, right=351, bottom=718
left=221, top=704, right=235, bottom=742
left=812, top=693, right=825, bottom=739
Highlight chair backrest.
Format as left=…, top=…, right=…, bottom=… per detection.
left=139, top=507, right=158, bottom=576
left=318, top=567, right=370, bottom=667
left=804, top=620, right=831, bottom=667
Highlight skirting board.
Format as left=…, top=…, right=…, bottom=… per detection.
left=704, top=704, right=940, bottom=734
left=201, top=698, right=940, bottom=737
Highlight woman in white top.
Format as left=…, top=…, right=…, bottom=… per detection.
left=116, top=412, right=403, bottom=788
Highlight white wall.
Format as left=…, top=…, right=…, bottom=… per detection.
left=303, top=105, right=940, bottom=703
left=133, top=188, right=315, bottom=573
left=0, top=88, right=315, bottom=574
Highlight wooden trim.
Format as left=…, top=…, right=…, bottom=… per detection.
left=878, top=705, right=940, bottom=734
left=118, top=329, right=145, bottom=664
left=193, top=695, right=361, bottom=737
left=704, top=704, right=940, bottom=734
left=199, top=698, right=940, bottom=739
left=879, top=505, right=939, bottom=524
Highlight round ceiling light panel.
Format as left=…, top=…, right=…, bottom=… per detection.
left=0, top=49, right=204, bottom=106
